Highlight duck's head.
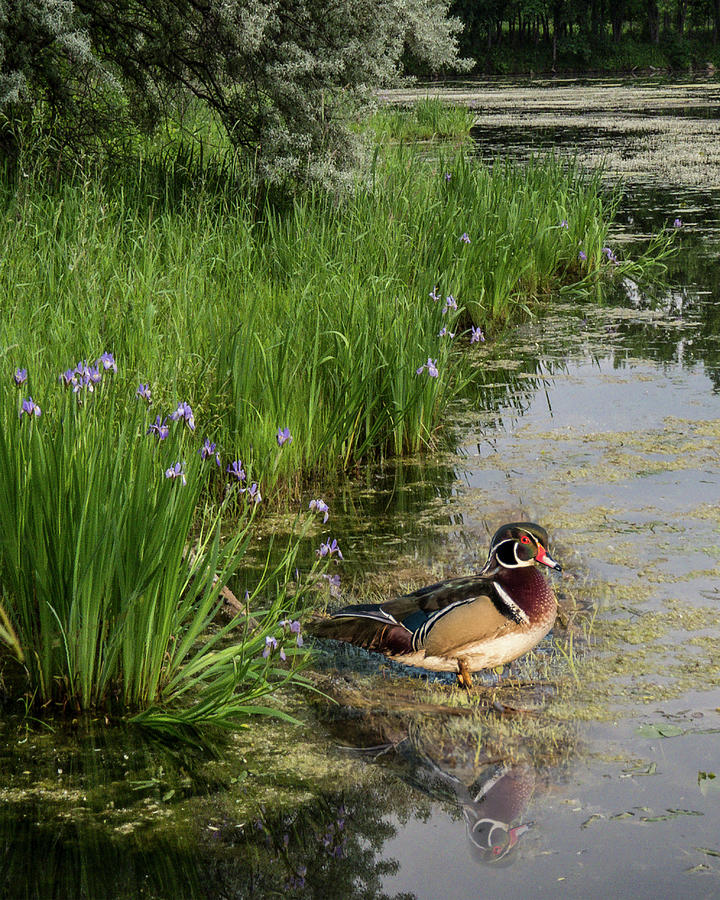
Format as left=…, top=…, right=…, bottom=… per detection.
left=487, top=522, right=562, bottom=572
left=468, top=819, right=532, bottom=865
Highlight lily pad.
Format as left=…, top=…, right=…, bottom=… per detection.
left=581, top=813, right=606, bottom=828
left=623, top=762, right=657, bottom=776
left=636, top=723, right=684, bottom=738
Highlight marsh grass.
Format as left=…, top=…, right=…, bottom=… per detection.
left=0, top=368, right=327, bottom=730
left=0, top=140, right=654, bottom=494
left=366, top=96, right=476, bottom=142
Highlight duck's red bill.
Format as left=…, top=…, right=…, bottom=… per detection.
left=535, top=544, right=562, bottom=572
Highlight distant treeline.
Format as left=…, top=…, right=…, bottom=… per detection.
left=448, top=1, right=720, bottom=73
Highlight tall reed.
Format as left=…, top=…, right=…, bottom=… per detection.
left=365, top=96, right=476, bottom=142
left=0, top=362, right=330, bottom=729
left=0, top=142, right=668, bottom=493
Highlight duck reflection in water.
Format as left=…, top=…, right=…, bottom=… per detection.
left=456, top=762, right=534, bottom=864
left=353, top=721, right=540, bottom=867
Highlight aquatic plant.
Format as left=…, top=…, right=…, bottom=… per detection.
left=365, top=96, right=476, bottom=143
left=0, top=139, right=673, bottom=485
left=0, top=361, right=332, bottom=731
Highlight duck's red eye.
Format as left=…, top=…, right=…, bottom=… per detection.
left=520, top=535, right=531, bottom=544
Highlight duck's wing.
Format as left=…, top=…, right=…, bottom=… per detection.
left=308, top=575, right=511, bottom=656
left=308, top=606, right=414, bottom=654
left=381, top=574, right=502, bottom=632
left=419, top=594, right=514, bottom=657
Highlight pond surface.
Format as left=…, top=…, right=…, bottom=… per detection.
left=5, top=78, right=720, bottom=899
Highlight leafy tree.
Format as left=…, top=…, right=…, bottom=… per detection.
left=0, top=0, right=471, bottom=184
left=448, top=0, right=720, bottom=68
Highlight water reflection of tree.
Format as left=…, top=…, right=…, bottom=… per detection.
left=200, top=789, right=415, bottom=900
left=0, top=717, right=417, bottom=899
left=604, top=183, right=720, bottom=390
left=590, top=244, right=720, bottom=392
left=0, top=720, right=225, bottom=899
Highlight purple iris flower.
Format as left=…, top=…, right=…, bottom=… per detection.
left=276, top=427, right=292, bottom=447
left=602, top=247, right=618, bottom=265
left=444, top=172, right=452, bottom=182
left=136, top=383, right=152, bottom=402
left=429, top=286, right=440, bottom=302
left=86, top=365, right=102, bottom=389
left=98, top=352, right=117, bottom=372
left=67, top=360, right=101, bottom=394
left=673, top=218, right=683, bottom=228
left=578, top=250, right=587, bottom=261
left=438, top=327, right=455, bottom=338
left=290, top=621, right=303, bottom=647
left=460, top=232, right=471, bottom=244
left=199, top=438, right=222, bottom=466
left=321, top=573, right=341, bottom=597
left=442, top=295, right=457, bottom=315
left=416, top=358, right=439, bottom=378
left=165, top=462, right=186, bottom=485
left=309, top=498, right=330, bottom=523
left=559, top=219, right=569, bottom=229
left=147, top=415, right=169, bottom=440
left=70, top=362, right=88, bottom=393
left=13, top=368, right=27, bottom=386
left=170, top=402, right=195, bottom=431
left=19, top=397, right=41, bottom=418
left=263, top=635, right=286, bottom=660
left=279, top=620, right=303, bottom=647
left=470, top=326, right=485, bottom=344
left=317, top=538, right=343, bottom=560
left=226, top=460, right=246, bottom=482
left=244, top=482, right=262, bottom=503
left=286, top=865, right=307, bottom=890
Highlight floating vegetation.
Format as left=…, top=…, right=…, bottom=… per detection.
left=380, top=79, right=720, bottom=188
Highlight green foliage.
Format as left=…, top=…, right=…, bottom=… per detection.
left=366, top=97, right=476, bottom=143
left=0, top=0, right=471, bottom=185
left=449, top=0, right=720, bottom=75
left=662, top=33, right=693, bottom=69
left=0, top=372, right=327, bottom=729
left=0, top=142, right=631, bottom=485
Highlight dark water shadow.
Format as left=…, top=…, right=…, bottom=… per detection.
left=0, top=718, right=227, bottom=899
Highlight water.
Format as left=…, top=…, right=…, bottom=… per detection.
left=6, top=78, right=720, bottom=899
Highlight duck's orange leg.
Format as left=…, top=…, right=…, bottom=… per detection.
left=457, top=658, right=473, bottom=689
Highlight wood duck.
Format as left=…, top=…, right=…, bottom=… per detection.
left=310, top=522, right=562, bottom=687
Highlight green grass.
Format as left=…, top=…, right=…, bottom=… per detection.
left=365, top=96, right=476, bottom=142
left=0, top=141, right=653, bottom=494
left=0, top=374, right=329, bottom=730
